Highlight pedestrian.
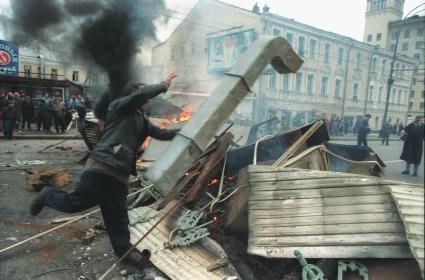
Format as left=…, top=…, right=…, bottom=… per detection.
left=84, top=95, right=94, bottom=110
left=21, top=98, right=34, bottom=130
left=30, top=73, right=178, bottom=265
left=14, top=92, right=22, bottom=131
left=357, top=114, right=371, bottom=147
left=76, top=99, right=87, bottom=130
left=400, top=116, right=424, bottom=176
left=42, top=92, right=50, bottom=104
left=0, top=91, right=6, bottom=132
left=53, top=98, right=66, bottom=133
left=35, top=101, right=45, bottom=131
left=2, top=99, right=17, bottom=139
left=398, top=122, right=404, bottom=135
left=43, top=99, right=55, bottom=132
left=381, top=122, right=391, bottom=145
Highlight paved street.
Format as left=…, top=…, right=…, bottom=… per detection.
left=330, top=138, right=424, bottom=185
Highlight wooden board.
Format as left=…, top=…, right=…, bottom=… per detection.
left=247, top=166, right=413, bottom=259
left=26, top=167, right=69, bottom=191
left=128, top=204, right=240, bottom=280
left=388, top=185, right=425, bottom=279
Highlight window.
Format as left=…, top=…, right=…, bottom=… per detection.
left=37, top=66, right=43, bottom=78
left=298, top=36, right=305, bottom=57
left=367, top=34, right=372, bottom=42
left=381, top=59, right=387, bottom=74
left=324, top=43, right=330, bottom=64
left=307, top=74, right=314, bottom=96
left=392, top=32, right=398, bottom=40
left=395, top=63, right=400, bottom=77
left=416, top=41, right=423, bottom=49
left=282, top=74, right=290, bottom=91
left=334, top=79, right=342, bottom=98
left=337, top=47, right=344, bottom=66
left=309, top=39, right=316, bottom=59
left=51, top=68, right=58, bottom=80
left=390, top=44, right=396, bottom=51
left=170, top=46, right=175, bottom=61
left=401, top=64, right=405, bottom=79
left=391, top=88, right=396, bottom=103
left=353, top=83, right=359, bottom=101
left=414, top=53, right=421, bottom=60
left=402, top=43, right=409, bottom=51
left=72, top=71, right=79, bottom=82
left=410, top=90, right=415, bottom=98
left=420, top=102, right=425, bottom=110
left=286, top=33, right=294, bottom=46
left=320, top=76, right=329, bottom=96
left=409, top=102, right=413, bottom=110
left=180, top=44, right=185, bottom=58
left=368, top=85, right=374, bottom=101
left=376, top=33, right=382, bottom=41
left=371, top=57, right=378, bottom=73
left=378, top=87, right=383, bottom=102
left=191, top=42, right=196, bottom=56
left=404, top=30, right=410, bottom=39
left=397, top=90, right=402, bottom=104
left=422, top=90, right=425, bottom=98
left=417, top=29, right=424, bottom=37
left=272, top=28, right=281, bottom=36
left=356, top=52, right=362, bottom=68
left=295, top=72, right=303, bottom=95
left=269, top=71, right=276, bottom=89
left=24, top=65, right=31, bottom=77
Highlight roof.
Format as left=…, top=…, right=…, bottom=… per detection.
left=247, top=166, right=424, bottom=267
left=0, top=75, right=83, bottom=90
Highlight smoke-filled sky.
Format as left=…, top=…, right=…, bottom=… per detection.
left=1, top=0, right=424, bottom=41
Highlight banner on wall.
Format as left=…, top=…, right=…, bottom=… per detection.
left=0, top=39, right=19, bottom=76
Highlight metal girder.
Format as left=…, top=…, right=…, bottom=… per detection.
left=146, top=36, right=304, bottom=196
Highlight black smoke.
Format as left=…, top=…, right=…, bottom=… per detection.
left=7, top=0, right=166, bottom=120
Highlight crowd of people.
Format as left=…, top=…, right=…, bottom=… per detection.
left=0, top=90, right=92, bottom=140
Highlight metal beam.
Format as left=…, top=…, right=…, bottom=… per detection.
left=146, top=36, right=303, bottom=196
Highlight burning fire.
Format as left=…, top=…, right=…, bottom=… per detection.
left=141, top=136, right=152, bottom=151
left=208, top=178, right=220, bottom=186
left=178, top=105, right=193, bottom=122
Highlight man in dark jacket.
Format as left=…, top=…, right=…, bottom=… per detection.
left=357, top=114, right=371, bottom=147
left=3, top=100, right=17, bottom=139
left=21, top=98, right=34, bottom=130
left=30, top=73, right=178, bottom=264
left=43, top=99, right=55, bottom=132
left=35, top=101, right=45, bottom=131
left=381, top=121, right=392, bottom=145
left=400, top=116, right=424, bottom=176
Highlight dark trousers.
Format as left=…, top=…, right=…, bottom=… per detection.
left=37, top=117, right=44, bottom=131
left=44, top=117, right=52, bottom=132
left=3, top=119, right=15, bottom=139
left=357, top=133, right=368, bottom=147
left=54, top=116, right=65, bottom=132
left=21, top=115, right=32, bottom=129
left=40, top=171, right=130, bottom=256
left=381, top=134, right=389, bottom=145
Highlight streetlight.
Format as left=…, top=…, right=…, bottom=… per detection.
left=381, top=3, right=425, bottom=129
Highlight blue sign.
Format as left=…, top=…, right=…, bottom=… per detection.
left=0, top=40, right=19, bottom=76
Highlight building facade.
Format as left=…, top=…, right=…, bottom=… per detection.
left=147, top=0, right=417, bottom=129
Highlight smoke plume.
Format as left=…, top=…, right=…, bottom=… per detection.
left=7, top=0, right=166, bottom=120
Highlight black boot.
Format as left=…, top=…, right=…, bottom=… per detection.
left=29, top=188, right=49, bottom=216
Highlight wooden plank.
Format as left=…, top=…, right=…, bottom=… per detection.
left=250, top=222, right=405, bottom=236
left=248, top=172, right=365, bottom=183
left=248, top=233, right=408, bottom=246
left=248, top=194, right=395, bottom=207
left=250, top=186, right=388, bottom=199
left=249, top=203, right=397, bottom=218
left=387, top=185, right=424, bottom=195
left=247, top=245, right=413, bottom=259
left=391, top=192, right=424, bottom=202
left=249, top=211, right=401, bottom=227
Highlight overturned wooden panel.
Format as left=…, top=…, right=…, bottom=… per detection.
left=128, top=205, right=240, bottom=280
left=247, top=166, right=413, bottom=259
left=388, top=185, right=425, bottom=279
left=26, top=167, right=69, bottom=191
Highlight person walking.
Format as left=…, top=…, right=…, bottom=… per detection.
left=2, top=99, right=17, bottom=139
left=400, top=116, right=424, bottom=177
left=53, top=99, right=66, bottom=133
left=357, top=114, right=371, bottom=147
left=398, top=122, right=404, bottom=136
left=21, top=98, right=34, bottom=130
left=30, top=73, right=178, bottom=265
left=381, top=121, right=391, bottom=145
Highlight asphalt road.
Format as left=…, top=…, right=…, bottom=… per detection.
left=330, top=138, right=424, bottom=185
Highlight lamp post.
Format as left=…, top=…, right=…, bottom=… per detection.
left=381, top=3, right=425, bottom=129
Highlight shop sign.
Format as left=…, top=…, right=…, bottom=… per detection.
left=0, top=40, right=19, bottom=76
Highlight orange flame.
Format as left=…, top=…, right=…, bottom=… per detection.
left=141, top=136, right=152, bottom=151
left=178, top=104, right=193, bottom=122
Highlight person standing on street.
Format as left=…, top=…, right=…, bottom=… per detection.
left=3, top=99, right=17, bottom=139
left=381, top=121, right=391, bottom=145
left=35, top=101, right=45, bottom=131
left=43, top=99, right=55, bottom=132
left=21, top=98, right=34, bottom=130
left=30, top=73, right=179, bottom=265
left=13, top=92, right=22, bottom=131
left=357, top=114, right=371, bottom=147
left=0, top=91, right=6, bottom=132
left=53, top=98, right=66, bottom=133
left=400, top=116, right=424, bottom=176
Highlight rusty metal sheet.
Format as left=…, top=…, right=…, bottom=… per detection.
left=128, top=204, right=240, bottom=280
left=388, top=185, right=424, bottom=279
left=247, top=166, right=414, bottom=259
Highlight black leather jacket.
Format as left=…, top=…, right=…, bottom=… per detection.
left=90, top=82, right=178, bottom=176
